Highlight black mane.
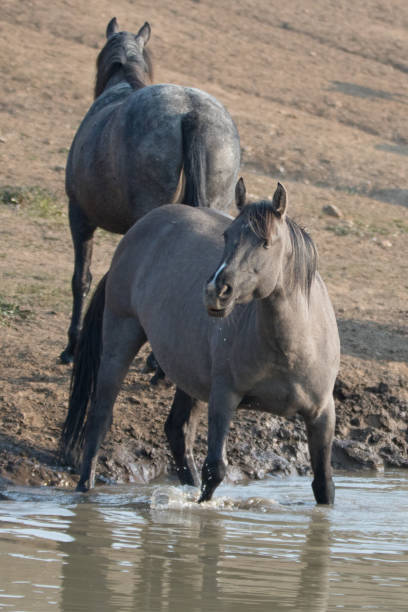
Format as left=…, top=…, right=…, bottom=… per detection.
left=94, top=32, right=153, bottom=98
left=245, top=201, right=318, bottom=297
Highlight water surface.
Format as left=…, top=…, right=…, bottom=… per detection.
left=0, top=472, right=407, bottom=611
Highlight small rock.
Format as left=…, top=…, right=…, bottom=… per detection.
left=322, top=204, right=343, bottom=218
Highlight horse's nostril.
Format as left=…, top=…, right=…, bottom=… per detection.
left=218, top=283, right=232, bottom=298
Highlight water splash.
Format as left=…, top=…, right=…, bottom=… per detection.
left=149, top=485, right=279, bottom=513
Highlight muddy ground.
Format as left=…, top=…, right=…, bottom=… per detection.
left=1, top=0, right=408, bottom=493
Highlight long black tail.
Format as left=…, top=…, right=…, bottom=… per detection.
left=181, top=110, right=207, bottom=207
left=60, top=274, right=107, bottom=468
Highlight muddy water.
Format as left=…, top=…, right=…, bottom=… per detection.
left=0, top=472, right=407, bottom=612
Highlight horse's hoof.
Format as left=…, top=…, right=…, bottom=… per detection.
left=76, top=481, right=90, bottom=493
left=142, top=352, right=158, bottom=373
left=312, top=477, right=335, bottom=505
left=60, top=349, right=74, bottom=365
left=150, top=370, right=165, bottom=386
left=197, top=484, right=214, bottom=504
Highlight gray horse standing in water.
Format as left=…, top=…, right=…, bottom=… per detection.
left=61, top=181, right=340, bottom=504
left=60, top=17, right=241, bottom=363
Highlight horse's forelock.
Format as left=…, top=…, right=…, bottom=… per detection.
left=245, top=201, right=277, bottom=242
left=94, top=33, right=153, bottom=98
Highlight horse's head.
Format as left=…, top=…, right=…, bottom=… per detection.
left=204, top=180, right=289, bottom=318
left=94, top=18, right=153, bottom=98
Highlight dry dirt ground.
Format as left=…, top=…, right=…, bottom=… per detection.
left=1, top=0, right=408, bottom=492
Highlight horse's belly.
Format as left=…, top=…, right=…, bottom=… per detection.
left=150, top=344, right=212, bottom=403
left=239, top=395, right=299, bottom=418
left=240, top=377, right=321, bottom=419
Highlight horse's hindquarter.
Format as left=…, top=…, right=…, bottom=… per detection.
left=67, top=85, right=186, bottom=232
left=66, top=83, right=239, bottom=231
left=66, top=85, right=142, bottom=232
left=121, top=84, right=240, bottom=212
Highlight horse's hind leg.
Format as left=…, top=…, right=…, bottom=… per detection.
left=77, top=313, right=147, bottom=491
left=60, top=200, right=95, bottom=364
left=143, top=351, right=166, bottom=386
left=164, top=387, right=201, bottom=486
left=304, top=398, right=336, bottom=505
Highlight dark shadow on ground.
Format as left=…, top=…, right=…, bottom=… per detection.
left=338, top=317, right=408, bottom=362
left=367, top=188, right=408, bottom=207
left=375, top=143, right=408, bottom=156
left=330, top=81, right=408, bottom=103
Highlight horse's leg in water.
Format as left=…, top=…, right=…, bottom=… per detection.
left=199, top=382, right=242, bottom=502
left=77, top=312, right=147, bottom=491
left=164, top=387, right=201, bottom=486
left=304, top=398, right=336, bottom=504
left=60, top=200, right=95, bottom=363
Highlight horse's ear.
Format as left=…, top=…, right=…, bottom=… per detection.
left=272, top=182, right=287, bottom=218
left=235, top=177, right=246, bottom=211
left=136, top=22, right=151, bottom=47
left=106, top=17, right=119, bottom=39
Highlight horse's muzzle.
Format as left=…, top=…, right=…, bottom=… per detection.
left=204, top=283, right=234, bottom=318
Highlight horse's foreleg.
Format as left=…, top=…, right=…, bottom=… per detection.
left=77, top=314, right=146, bottom=491
left=305, top=398, right=336, bottom=505
left=198, top=383, right=241, bottom=503
left=164, top=387, right=201, bottom=487
left=60, top=201, right=95, bottom=364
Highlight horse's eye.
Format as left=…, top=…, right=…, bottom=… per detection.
left=263, top=240, right=270, bottom=249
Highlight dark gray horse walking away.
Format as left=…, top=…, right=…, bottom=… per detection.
left=60, top=181, right=340, bottom=504
left=60, top=17, right=241, bottom=363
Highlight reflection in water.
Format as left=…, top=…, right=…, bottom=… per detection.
left=1, top=474, right=408, bottom=611
left=59, top=502, right=118, bottom=611
left=57, top=488, right=333, bottom=611
left=295, top=510, right=330, bottom=612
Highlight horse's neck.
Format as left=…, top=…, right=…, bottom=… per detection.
left=104, top=71, right=129, bottom=92
left=104, top=69, right=147, bottom=93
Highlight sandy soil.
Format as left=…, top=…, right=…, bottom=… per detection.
left=1, top=0, right=407, bottom=491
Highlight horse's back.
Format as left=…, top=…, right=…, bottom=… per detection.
left=110, top=205, right=229, bottom=294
